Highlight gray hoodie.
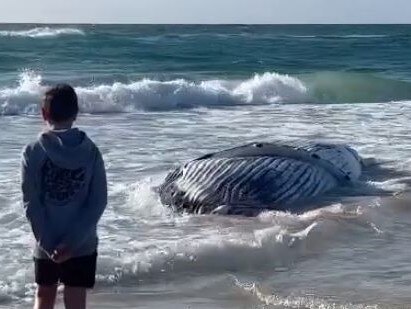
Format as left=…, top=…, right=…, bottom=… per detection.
left=21, top=128, right=107, bottom=259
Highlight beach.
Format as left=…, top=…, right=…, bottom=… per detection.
left=1, top=24, right=411, bottom=308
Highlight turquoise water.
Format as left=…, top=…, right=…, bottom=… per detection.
left=1, top=24, right=411, bottom=112
left=1, top=25, right=411, bottom=308
left=1, top=24, right=411, bottom=78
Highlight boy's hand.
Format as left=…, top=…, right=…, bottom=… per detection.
left=51, top=244, right=71, bottom=264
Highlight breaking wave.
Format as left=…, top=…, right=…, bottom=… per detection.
left=1, top=70, right=411, bottom=115
left=0, top=27, right=85, bottom=38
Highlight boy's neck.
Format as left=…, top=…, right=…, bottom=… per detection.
left=48, top=121, right=74, bottom=131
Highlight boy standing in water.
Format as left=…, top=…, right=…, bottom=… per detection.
left=21, top=85, right=107, bottom=309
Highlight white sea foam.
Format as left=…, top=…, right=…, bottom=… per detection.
left=2, top=70, right=411, bottom=116
left=3, top=70, right=411, bottom=115
left=0, top=71, right=46, bottom=115
left=76, top=72, right=308, bottom=112
left=235, top=278, right=378, bottom=309
left=96, top=215, right=320, bottom=285
left=0, top=27, right=85, bottom=38
left=0, top=71, right=308, bottom=115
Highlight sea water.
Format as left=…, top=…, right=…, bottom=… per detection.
left=1, top=24, right=411, bottom=308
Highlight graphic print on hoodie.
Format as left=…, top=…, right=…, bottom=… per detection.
left=21, top=128, right=107, bottom=259
left=41, top=158, right=86, bottom=204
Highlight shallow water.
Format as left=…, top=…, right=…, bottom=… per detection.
left=1, top=24, right=411, bottom=308
left=1, top=102, right=411, bottom=308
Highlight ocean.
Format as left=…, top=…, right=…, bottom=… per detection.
left=1, top=24, right=411, bottom=308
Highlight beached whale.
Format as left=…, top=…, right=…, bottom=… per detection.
left=158, top=142, right=362, bottom=215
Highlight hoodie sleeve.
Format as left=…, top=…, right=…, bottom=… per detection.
left=60, top=148, right=108, bottom=252
left=21, top=145, right=55, bottom=256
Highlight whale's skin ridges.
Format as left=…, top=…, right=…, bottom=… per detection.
left=159, top=142, right=362, bottom=215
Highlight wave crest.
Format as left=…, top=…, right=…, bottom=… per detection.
left=1, top=70, right=411, bottom=115
left=0, top=71, right=308, bottom=115
left=0, top=27, right=85, bottom=38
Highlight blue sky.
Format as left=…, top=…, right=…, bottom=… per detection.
left=1, top=0, right=411, bottom=24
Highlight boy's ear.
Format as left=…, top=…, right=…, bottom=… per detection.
left=41, top=107, right=49, bottom=121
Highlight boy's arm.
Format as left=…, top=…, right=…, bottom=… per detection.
left=60, top=149, right=108, bottom=252
left=21, top=148, right=55, bottom=256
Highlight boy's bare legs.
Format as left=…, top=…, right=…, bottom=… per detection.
left=63, top=287, right=86, bottom=309
left=34, top=285, right=57, bottom=309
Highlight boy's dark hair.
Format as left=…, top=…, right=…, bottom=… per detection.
left=43, top=84, right=79, bottom=122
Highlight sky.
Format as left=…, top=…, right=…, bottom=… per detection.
left=1, top=0, right=411, bottom=24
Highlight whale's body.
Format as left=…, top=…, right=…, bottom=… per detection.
left=159, top=142, right=362, bottom=215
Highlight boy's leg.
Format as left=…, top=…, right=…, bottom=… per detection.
left=33, top=258, right=59, bottom=309
left=34, top=285, right=57, bottom=309
left=60, top=252, right=97, bottom=309
left=63, top=287, right=86, bottom=309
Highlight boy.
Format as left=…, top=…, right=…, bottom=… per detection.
left=21, top=84, right=107, bottom=309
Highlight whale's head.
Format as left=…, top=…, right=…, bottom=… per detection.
left=341, top=145, right=363, bottom=180
left=309, top=143, right=362, bottom=182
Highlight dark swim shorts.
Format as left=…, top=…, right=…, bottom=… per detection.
left=34, top=252, right=97, bottom=288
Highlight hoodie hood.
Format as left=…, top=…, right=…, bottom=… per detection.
left=39, top=128, right=96, bottom=169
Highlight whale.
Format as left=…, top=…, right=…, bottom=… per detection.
left=158, top=142, right=362, bottom=215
